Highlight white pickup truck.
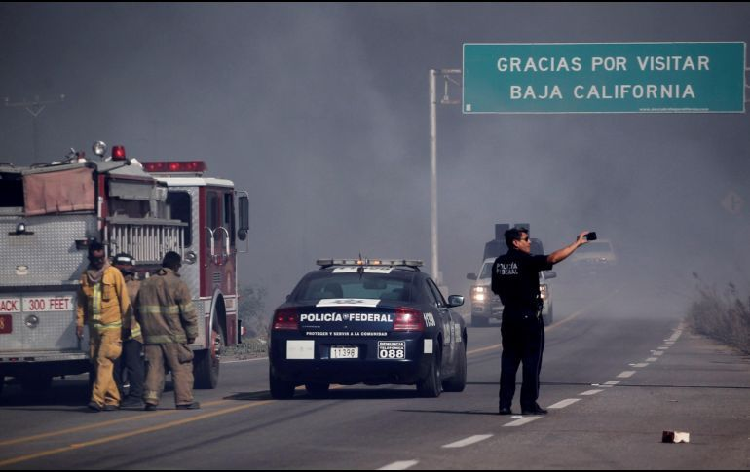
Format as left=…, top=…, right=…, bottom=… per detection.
left=466, top=258, right=556, bottom=327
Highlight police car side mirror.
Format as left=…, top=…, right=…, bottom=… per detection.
left=447, top=295, right=465, bottom=308
left=466, top=273, right=477, bottom=280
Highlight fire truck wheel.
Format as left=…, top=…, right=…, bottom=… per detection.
left=194, top=329, right=221, bottom=389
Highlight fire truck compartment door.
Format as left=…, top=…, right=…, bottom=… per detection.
left=23, top=167, right=95, bottom=216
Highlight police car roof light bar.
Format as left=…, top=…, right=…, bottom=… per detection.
left=316, top=258, right=423, bottom=269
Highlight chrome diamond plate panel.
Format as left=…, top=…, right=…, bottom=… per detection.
left=0, top=215, right=96, bottom=285
left=0, top=292, right=83, bottom=352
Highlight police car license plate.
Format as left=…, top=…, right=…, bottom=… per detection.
left=330, top=346, right=358, bottom=359
left=0, top=315, right=12, bottom=334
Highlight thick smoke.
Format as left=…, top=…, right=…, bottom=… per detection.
left=1, top=4, right=749, bottom=314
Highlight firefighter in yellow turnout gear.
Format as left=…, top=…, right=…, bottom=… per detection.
left=135, top=251, right=200, bottom=410
left=76, top=241, right=130, bottom=412
left=113, top=253, right=146, bottom=408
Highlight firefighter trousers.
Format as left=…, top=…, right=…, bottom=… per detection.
left=114, top=339, right=145, bottom=399
left=143, top=344, right=195, bottom=407
left=90, top=329, right=123, bottom=407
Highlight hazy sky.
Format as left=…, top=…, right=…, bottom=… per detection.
left=2, top=3, right=750, bottom=308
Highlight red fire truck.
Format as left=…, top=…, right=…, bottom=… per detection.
left=0, top=142, right=248, bottom=395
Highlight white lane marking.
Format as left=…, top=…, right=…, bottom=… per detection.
left=379, top=460, right=419, bottom=470
left=652, top=351, right=664, bottom=356
left=665, top=341, right=675, bottom=345
left=618, top=371, right=636, bottom=379
left=442, top=435, right=493, bottom=449
left=646, top=357, right=658, bottom=362
left=548, top=398, right=580, bottom=409
left=604, top=380, right=620, bottom=385
left=657, top=346, right=669, bottom=350
left=580, top=389, right=604, bottom=396
left=599, top=384, right=614, bottom=388
left=629, top=363, right=650, bottom=368
left=504, top=417, right=541, bottom=427
left=221, top=357, right=268, bottom=364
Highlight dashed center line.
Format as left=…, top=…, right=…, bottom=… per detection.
left=652, top=351, right=664, bottom=356
left=617, top=371, right=636, bottom=379
left=629, top=363, right=650, bottom=368
left=580, top=389, right=604, bottom=396
left=604, top=380, right=620, bottom=385
left=646, top=357, right=658, bottom=362
left=442, top=435, right=493, bottom=449
left=504, top=417, right=541, bottom=427
left=548, top=398, right=580, bottom=409
left=378, top=460, right=419, bottom=470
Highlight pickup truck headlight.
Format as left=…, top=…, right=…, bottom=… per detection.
left=471, top=286, right=488, bottom=302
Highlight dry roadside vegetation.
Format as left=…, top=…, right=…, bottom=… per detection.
left=689, top=276, right=750, bottom=354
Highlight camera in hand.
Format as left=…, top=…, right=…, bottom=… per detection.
left=585, top=232, right=597, bottom=241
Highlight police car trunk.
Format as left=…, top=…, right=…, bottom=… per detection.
left=269, top=262, right=435, bottom=386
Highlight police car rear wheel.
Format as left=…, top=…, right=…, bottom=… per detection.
left=417, top=345, right=442, bottom=398
left=269, top=367, right=296, bottom=399
left=305, top=382, right=330, bottom=398
left=442, top=343, right=467, bottom=392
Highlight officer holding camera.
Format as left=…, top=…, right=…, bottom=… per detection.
left=492, top=228, right=591, bottom=416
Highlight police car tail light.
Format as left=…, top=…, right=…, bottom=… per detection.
left=393, top=308, right=425, bottom=332
left=272, top=308, right=299, bottom=331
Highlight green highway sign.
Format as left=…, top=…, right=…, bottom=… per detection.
left=463, top=42, right=746, bottom=114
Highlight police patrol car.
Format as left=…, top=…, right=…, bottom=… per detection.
left=268, top=259, right=468, bottom=399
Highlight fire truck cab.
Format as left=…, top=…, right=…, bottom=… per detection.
left=0, top=143, right=248, bottom=396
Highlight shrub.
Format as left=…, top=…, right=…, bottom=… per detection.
left=690, top=276, right=750, bottom=354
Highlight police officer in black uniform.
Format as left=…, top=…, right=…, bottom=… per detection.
left=492, top=227, right=589, bottom=416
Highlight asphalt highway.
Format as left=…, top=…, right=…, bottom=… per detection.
left=0, top=278, right=748, bottom=469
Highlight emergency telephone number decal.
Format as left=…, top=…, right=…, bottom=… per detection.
left=377, top=341, right=405, bottom=359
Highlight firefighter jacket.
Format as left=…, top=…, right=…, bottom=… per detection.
left=76, top=265, right=131, bottom=334
left=124, top=278, right=143, bottom=343
left=135, top=268, right=198, bottom=345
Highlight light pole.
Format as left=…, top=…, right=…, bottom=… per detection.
left=4, top=94, right=65, bottom=161
left=429, top=69, right=461, bottom=286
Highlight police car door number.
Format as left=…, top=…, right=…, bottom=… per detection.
left=378, top=341, right=405, bottom=359
left=330, top=346, right=358, bottom=359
